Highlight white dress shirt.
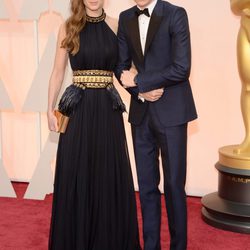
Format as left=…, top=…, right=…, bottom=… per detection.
left=137, top=0, right=157, bottom=54
left=137, top=0, right=157, bottom=100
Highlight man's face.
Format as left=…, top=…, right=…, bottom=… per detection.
left=134, top=0, right=154, bottom=9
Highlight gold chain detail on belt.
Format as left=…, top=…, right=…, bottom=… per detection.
left=72, top=70, right=113, bottom=89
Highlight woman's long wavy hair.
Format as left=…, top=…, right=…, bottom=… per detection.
left=61, top=0, right=86, bottom=55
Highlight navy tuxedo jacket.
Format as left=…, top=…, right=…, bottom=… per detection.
left=115, top=0, right=197, bottom=127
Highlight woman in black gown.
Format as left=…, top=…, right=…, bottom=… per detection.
left=47, top=0, right=141, bottom=249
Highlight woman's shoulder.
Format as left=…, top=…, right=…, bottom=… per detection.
left=105, top=15, right=118, bottom=35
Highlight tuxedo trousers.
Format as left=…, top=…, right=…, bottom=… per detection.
left=131, top=104, right=188, bottom=250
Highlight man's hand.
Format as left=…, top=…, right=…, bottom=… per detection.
left=139, top=88, right=164, bottom=102
left=121, top=70, right=137, bottom=88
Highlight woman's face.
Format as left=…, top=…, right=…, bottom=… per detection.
left=83, top=0, right=104, bottom=12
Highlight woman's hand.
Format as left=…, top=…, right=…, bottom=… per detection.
left=121, top=69, right=137, bottom=88
left=47, top=111, right=58, bottom=132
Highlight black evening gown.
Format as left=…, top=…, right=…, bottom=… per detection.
left=49, top=16, right=141, bottom=250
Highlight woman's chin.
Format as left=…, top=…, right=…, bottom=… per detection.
left=86, top=6, right=102, bottom=13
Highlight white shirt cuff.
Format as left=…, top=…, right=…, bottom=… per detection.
left=138, top=95, right=145, bottom=102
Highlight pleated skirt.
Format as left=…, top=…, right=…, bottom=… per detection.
left=49, top=88, right=141, bottom=250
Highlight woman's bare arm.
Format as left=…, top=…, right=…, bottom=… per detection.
left=47, top=23, right=69, bottom=131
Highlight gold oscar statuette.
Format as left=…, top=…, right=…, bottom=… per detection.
left=201, top=1, right=250, bottom=234
left=219, top=0, right=250, bottom=170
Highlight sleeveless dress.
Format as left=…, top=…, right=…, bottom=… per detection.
left=49, top=14, right=141, bottom=250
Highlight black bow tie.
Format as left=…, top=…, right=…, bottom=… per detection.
left=135, top=8, right=150, bottom=17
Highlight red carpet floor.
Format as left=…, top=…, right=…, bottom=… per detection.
left=0, top=182, right=249, bottom=250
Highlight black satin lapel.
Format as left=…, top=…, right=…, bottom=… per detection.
left=144, top=12, right=163, bottom=56
left=127, top=16, right=144, bottom=63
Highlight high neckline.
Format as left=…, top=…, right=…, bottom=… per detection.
left=86, top=9, right=106, bottom=23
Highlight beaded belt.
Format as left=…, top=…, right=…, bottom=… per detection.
left=72, top=70, right=113, bottom=89
left=57, top=69, right=125, bottom=126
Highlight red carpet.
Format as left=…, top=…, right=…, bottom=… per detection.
left=0, top=183, right=249, bottom=250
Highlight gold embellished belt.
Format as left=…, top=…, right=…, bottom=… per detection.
left=56, top=70, right=125, bottom=134
left=72, top=70, right=113, bottom=89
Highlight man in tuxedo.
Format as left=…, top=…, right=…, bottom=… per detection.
left=115, top=0, right=197, bottom=249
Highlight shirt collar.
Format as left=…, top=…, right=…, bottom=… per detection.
left=137, top=0, right=157, bottom=16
